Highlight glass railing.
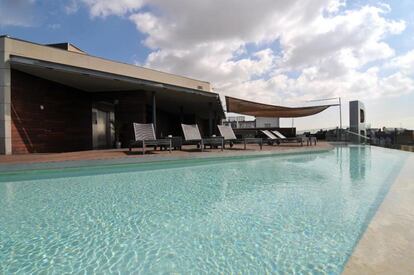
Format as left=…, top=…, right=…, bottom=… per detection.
left=318, top=128, right=370, bottom=144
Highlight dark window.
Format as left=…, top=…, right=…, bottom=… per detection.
left=360, top=109, right=365, bottom=123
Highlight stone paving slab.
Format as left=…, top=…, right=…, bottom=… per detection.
left=344, top=154, right=414, bottom=275
left=0, top=142, right=332, bottom=172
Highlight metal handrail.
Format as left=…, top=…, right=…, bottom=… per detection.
left=345, top=129, right=371, bottom=140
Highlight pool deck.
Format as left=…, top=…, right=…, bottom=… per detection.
left=0, top=142, right=333, bottom=172
left=344, top=153, right=414, bottom=275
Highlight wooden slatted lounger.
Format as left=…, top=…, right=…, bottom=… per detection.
left=272, top=130, right=306, bottom=146
left=181, top=124, right=224, bottom=152
left=218, top=125, right=262, bottom=150
left=129, top=123, right=172, bottom=154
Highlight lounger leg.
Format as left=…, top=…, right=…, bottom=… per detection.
left=169, top=140, right=172, bottom=153
left=221, top=139, right=224, bottom=151
left=143, top=140, right=146, bottom=154
left=201, top=141, right=204, bottom=152
left=244, top=140, right=247, bottom=150
left=260, top=140, right=263, bottom=150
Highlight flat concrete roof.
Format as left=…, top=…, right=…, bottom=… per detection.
left=1, top=35, right=212, bottom=92
left=1, top=35, right=225, bottom=118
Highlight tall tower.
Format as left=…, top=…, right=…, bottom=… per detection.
left=349, top=100, right=366, bottom=141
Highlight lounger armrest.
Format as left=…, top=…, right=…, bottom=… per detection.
left=130, top=139, right=172, bottom=146
left=244, top=137, right=262, bottom=142
left=203, top=136, right=224, bottom=145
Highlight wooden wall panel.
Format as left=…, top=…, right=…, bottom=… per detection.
left=11, top=70, right=93, bottom=153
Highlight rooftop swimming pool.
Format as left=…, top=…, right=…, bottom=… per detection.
left=0, top=145, right=408, bottom=274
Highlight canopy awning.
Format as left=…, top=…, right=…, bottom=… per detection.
left=226, top=96, right=337, bottom=118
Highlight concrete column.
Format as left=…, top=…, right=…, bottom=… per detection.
left=152, top=92, right=156, bottom=132
left=0, top=37, right=11, bottom=155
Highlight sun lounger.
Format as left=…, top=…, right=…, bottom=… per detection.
left=260, top=130, right=279, bottom=145
left=217, top=125, right=262, bottom=150
left=129, top=123, right=172, bottom=154
left=181, top=124, right=224, bottom=152
left=272, top=130, right=306, bottom=146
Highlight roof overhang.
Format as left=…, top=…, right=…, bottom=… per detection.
left=10, top=55, right=225, bottom=118
left=3, top=35, right=211, bottom=92
left=226, top=96, right=337, bottom=118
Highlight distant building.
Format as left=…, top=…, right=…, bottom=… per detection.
left=367, top=128, right=414, bottom=149
left=222, top=116, right=255, bottom=129
left=396, top=130, right=414, bottom=145
left=255, top=117, right=280, bottom=128
left=222, top=116, right=279, bottom=129
left=349, top=100, right=366, bottom=143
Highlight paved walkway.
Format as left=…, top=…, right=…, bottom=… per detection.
left=344, top=154, right=414, bottom=275
left=0, top=142, right=332, bottom=166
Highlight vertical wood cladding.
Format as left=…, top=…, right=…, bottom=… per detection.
left=11, top=70, right=92, bottom=153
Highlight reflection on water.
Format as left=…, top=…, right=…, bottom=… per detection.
left=349, top=145, right=371, bottom=181
left=335, top=145, right=372, bottom=181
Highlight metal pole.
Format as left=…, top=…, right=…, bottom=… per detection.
left=152, top=92, right=156, bottom=132
left=339, top=97, right=342, bottom=129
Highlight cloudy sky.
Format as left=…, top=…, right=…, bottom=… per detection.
left=1, top=0, right=413, bottom=130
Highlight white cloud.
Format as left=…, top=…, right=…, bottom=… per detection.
left=386, top=49, right=414, bottom=75
left=71, top=0, right=144, bottom=17
left=279, top=5, right=406, bottom=71
left=75, top=0, right=414, bottom=107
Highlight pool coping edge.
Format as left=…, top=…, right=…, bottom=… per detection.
left=343, top=154, right=414, bottom=275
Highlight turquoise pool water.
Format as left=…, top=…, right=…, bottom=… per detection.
left=0, top=146, right=408, bottom=274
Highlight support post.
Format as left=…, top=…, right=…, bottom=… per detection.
left=208, top=102, right=213, bottom=137
left=0, top=37, right=12, bottom=155
left=152, top=92, right=156, bottom=133
left=339, top=97, right=342, bottom=129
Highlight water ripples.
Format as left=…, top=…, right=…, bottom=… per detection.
left=0, top=146, right=407, bottom=274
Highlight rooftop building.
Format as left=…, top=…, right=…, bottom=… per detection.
left=0, top=35, right=225, bottom=154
